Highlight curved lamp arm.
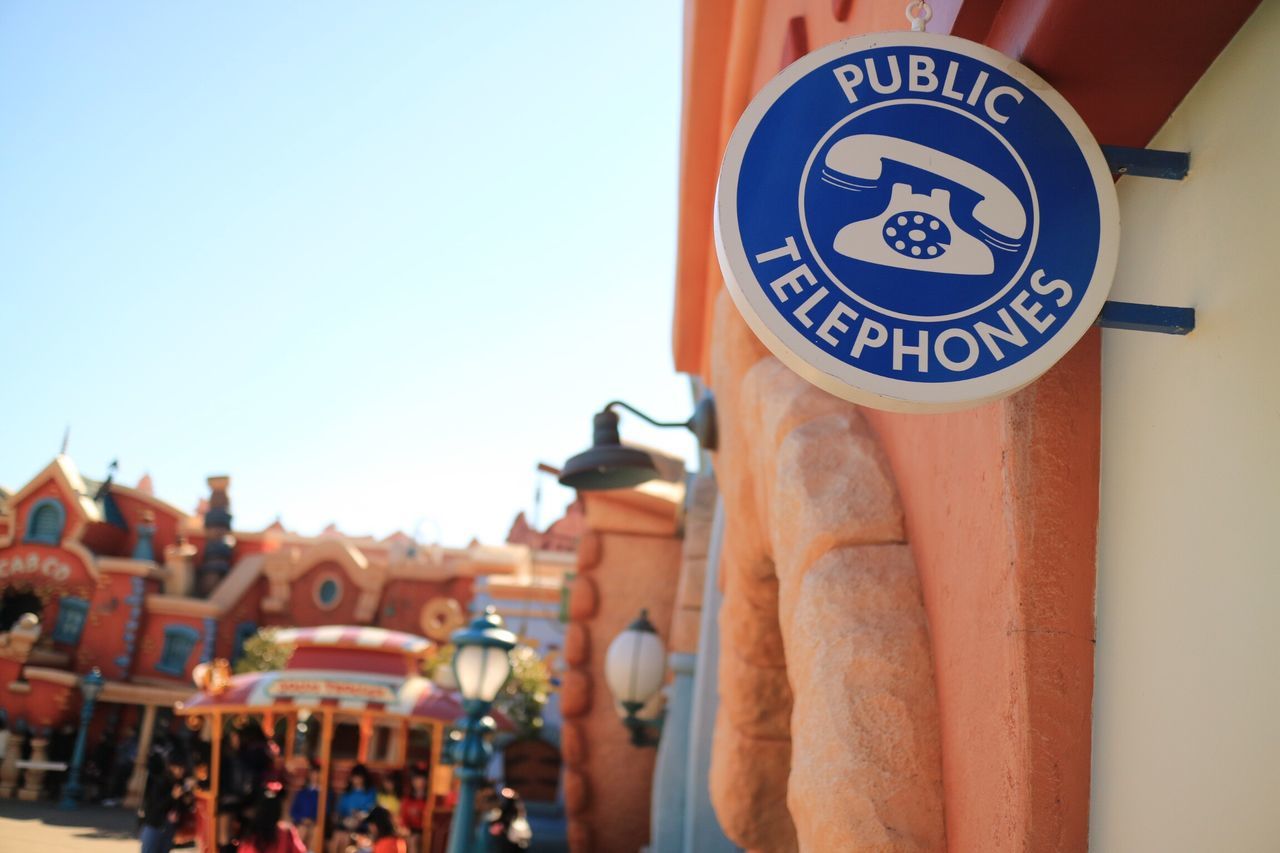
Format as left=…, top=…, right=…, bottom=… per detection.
left=600, top=395, right=718, bottom=452
left=603, top=400, right=692, bottom=429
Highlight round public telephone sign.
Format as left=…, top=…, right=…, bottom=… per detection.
left=715, top=32, right=1119, bottom=412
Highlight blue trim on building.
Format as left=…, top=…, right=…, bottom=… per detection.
left=52, top=596, right=90, bottom=645
left=317, top=577, right=340, bottom=607
left=99, top=491, right=128, bottom=530
left=132, top=523, right=156, bottom=562
left=118, top=577, right=145, bottom=679
left=157, top=625, right=201, bottom=676
left=201, top=617, right=217, bottom=664
left=232, top=621, right=258, bottom=664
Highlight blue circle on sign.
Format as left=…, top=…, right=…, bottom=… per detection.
left=718, top=34, right=1118, bottom=410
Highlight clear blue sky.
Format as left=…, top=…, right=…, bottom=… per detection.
left=0, top=2, right=696, bottom=546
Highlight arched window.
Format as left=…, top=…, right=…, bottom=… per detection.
left=24, top=498, right=66, bottom=545
left=156, top=625, right=200, bottom=676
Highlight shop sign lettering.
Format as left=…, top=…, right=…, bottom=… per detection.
left=0, top=550, right=74, bottom=582
left=267, top=678, right=396, bottom=703
left=716, top=32, right=1119, bottom=411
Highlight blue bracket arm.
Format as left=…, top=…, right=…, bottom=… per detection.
left=1096, top=301, right=1195, bottom=335
left=1101, top=145, right=1190, bottom=180
left=1091, top=146, right=1192, bottom=332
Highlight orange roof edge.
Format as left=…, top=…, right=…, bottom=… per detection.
left=672, top=0, right=737, bottom=377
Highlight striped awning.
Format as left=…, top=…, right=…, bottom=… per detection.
left=274, top=625, right=431, bottom=655
left=178, top=668, right=468, bottom=720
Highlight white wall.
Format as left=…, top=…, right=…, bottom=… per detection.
left=1092, top=2, right=1280, bottom=850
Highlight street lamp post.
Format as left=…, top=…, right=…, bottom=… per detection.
left=604, top=610, right=668, bottom=747
left=446, top=607, right=516, bottom=853
left=59, top=667, right=105, bottom=810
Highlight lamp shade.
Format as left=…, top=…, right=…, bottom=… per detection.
left=454, top=645, right=512, bottom=703
left=450, top=607, right=517, bottom=704
left=559, top=409, right=660, bottom=491
left=604, top=610, right=666, bottom=706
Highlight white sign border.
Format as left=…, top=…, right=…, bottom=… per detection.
left=715, top=32, right=1120, bottom=413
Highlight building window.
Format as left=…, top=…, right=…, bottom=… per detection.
left=24, top=498, right=66, bottom=545
left=313, top=574, right=343, bottom=611
left=52, top=596, right=89, bottom=645
left=232, top=621, right=258, bottom=664
left=156, top=625, right=200, bottom=676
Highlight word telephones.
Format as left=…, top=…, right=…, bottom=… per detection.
left=821, top=134, right=1027, bottom=276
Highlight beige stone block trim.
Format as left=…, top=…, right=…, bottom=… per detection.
left=706, top=287, right=944, bottom=852
left=99, top=557, right=166, bottom=578
left=22, top=666, right=78, bottom=687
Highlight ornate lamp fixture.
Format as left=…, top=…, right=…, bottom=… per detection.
left=604, top=610, right=667, bottom=747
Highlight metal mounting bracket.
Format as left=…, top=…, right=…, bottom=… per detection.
left=1101, top=145, right=1190, bottom=180
left=1096, top=301, right=1195, bottom=335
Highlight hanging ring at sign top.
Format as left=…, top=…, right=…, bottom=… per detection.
left=905, top=0, right=932, bottom=32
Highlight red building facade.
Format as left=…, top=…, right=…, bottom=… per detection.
left=0, top=454, right=527, bottom=804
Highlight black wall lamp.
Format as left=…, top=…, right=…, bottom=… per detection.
left=558, top=396, right=717, bottom=492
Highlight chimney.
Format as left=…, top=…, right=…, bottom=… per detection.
left=196, top=475, right=235, bottom=597
left=164, top=534, right=198, bottom=596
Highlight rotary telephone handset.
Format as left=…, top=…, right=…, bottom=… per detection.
left=822, top=134, right=1027, bottom=276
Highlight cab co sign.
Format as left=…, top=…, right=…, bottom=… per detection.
left=715, top=33, right=1119, bottom=412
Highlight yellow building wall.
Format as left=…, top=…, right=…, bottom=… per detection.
left=1093, top=2, right=1280, bottom=850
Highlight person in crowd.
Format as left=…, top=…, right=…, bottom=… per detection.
left=138, top=751, right=194, bottom=853
left=346, top=824, right=375, bottom=853
left=105, top=727, right=138, bottom=806
left=44, top=722, right=76, bottom=798
left=289, top=763, right=322, bottom=851
left=375, top=771, right=401, bottom=823
left=239, top=785, right=307, bottom=853
left=263, top=737, right=287, bottom=788
left=217, top=727, right=251, bottom=849
left=362, top=807, right=405, bottom=853
left=333, top=765, right=377, bottom=853
left=90, top=732, right=117, bottom=802
left=399, top=769, right=429, bottom=853
left=238, top=722, right=273, bottom=790
left=337, top=764, right=377, bottom=824
left=482, top=787, right=531, bottom=852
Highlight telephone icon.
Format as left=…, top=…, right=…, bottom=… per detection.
left=821, top=134, right=1027, bottom=276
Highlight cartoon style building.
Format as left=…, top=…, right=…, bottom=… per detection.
left=0, top=454, right=562, bottom=806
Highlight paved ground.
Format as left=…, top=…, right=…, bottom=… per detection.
left=0, top=799, right=140, bottom=852
left=0, top=798, right=570, bottom=852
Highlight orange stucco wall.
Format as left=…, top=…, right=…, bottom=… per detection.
left=375, top=576, right=472, bottom=636
left=284, top=560, right=363, bottom=626
left=77, top=570, right=164, bottom=679
left=861, top=334, right=1099, bottom=852
left=25, top=679, right=78, bottom=730
left=674, top=2, right=1101, bottom=849
left=559, top=497, right=684, bottom=853
left=215, top=575, right=271, bottom=654
left=112, top=490, right=184, bottom=559
left=133, top=611, right=207, bottom=684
